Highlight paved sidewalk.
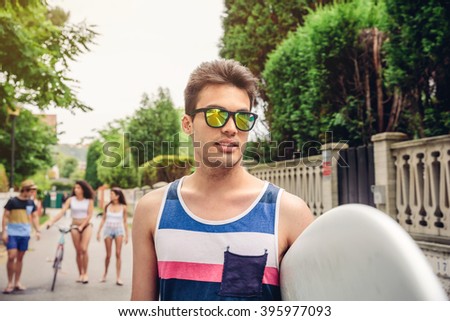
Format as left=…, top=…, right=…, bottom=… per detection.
left=0, top=208, right=133, bottom=300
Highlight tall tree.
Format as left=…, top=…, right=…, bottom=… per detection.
left=60, top=156, right=78, bottom=178
left=0, top=0, right=95, bottom=187
left=383, top=0, right=450, bottom=137
left=96, top=120, right=138, bottom=189
left=220, top=0, right=332, bottom=78
left=127, top=88, right=181, bottom=167
left=0, top=108, right=57, bottom=184
left=264, top=0, right=450, bottom=155
left=84, top=139, right=102, bottom=189
left=0, top=0, right=96, bottom=112
left=263, top=0, right=387, bottom=152
left=219, top=0, right=334, bottom=154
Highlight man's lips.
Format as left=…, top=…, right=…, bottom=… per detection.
left=215, top=140, right=239, bottom=152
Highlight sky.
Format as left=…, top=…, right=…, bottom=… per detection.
left=44, top=0, right=225, bottom=144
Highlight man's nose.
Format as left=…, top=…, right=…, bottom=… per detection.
left=221, top=116, right=238, bottom=135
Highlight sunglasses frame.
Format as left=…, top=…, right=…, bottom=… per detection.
left=189, top=107, right=258, bottom=132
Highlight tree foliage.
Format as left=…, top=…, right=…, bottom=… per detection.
left=96, top=120, right=138, bottom=189
left=264, top=0, right=387, bottom=152
left=94, top=88, right=182, bottom=189
left=127, top=88, right=181, bottom=167
left=383, top=0, right=450, bottom=137
left=84, top=139, right=102, bottom=189
left=220, top=0, right=333, bottom=78
left=0, top=0, right=96, bottom=187
left=140, top=154, right=194, bottom=187
left=0, top=108, right=57, bottom=185
left=0, top=163, right=8, bottom=192
left=0, top=0, right=96, bottom=112
left=69, top=167, right=85, bottom=181
left=60, top=156, right=78, bottom=178
left=263, top=0, right=449, bottom=153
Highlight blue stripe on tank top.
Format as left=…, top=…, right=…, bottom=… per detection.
left=159, top=279, right=281, bottom=301
left=158, top=180, right=280, bottom=234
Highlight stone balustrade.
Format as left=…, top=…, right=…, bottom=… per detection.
left=391, top=135, right=450, bottom=241
left=247, top=156, right=324, bottom=216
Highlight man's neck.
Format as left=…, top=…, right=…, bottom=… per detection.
left=187, top=165, right=250, bottom=192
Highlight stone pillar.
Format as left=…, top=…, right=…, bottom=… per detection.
left=321, top=142, right=348, bottom=213
left=371, top=132, right=407, bottom=219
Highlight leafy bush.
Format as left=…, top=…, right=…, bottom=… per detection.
left=51, top=180, right=74, bottom=191
left=0, top=164, right=8, bottom=192
left=264, top=0, right=386, bottom=151
left=264, top=0, right=450, bottom=153
left=140, top=155, right=194, bottom=187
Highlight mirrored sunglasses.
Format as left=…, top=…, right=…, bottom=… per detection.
left=189, top=107, right=258, bottom=132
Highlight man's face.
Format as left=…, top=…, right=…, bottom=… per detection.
left=20, top=187, right=32, bottom=199
left=184, top=84, right=252, bottom=169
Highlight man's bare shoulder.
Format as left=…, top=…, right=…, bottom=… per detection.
left=278, top=190, right=315, bottom=247
left=133, top=185, right=169, bottom=232
left=136, top=186, right=168, bottom=210
left=279, top=191, right=311, bottom=214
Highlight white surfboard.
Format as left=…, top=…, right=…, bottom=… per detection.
left=280, top=204, right=448, bottom=300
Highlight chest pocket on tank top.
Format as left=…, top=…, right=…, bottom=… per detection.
left=218, top=248, right=268, bottom=298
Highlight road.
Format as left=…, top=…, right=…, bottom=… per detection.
left=0, top=209, right=133, bottom=300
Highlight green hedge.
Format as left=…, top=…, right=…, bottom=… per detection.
left=140, top=155, right=194, bottom=187
left=264, top=0, right=386, bottom=151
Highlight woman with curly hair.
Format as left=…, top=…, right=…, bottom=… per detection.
left=47, top=180, right=95, bottom=284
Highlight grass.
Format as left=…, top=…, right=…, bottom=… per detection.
left=39, top=214, right=50, bottom=225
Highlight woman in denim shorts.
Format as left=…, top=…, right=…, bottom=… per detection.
left=97, top=188, right=128, bottom=285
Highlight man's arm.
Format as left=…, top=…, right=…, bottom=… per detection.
left=1, top=209, right=10, bottom=244
left=31, top=209, right=41, bottom=240
left=278, top=191, right=315, bottom=262
left=131, top=188, right=166, bottom=300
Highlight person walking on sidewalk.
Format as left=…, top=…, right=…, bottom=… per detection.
left=2, top=179, right=41, bottom=294
left=97, top=187, right=129, bottom=286
left=47, top=180, right=94, bottom=284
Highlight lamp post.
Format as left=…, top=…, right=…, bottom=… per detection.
left=7, top=106, right=20, bottom=190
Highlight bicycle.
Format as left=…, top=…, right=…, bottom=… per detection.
left=48, top=225, right=77, bottom=291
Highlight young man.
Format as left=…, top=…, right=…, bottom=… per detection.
left=131, top=59, right=314, bottom=301
left=2, top=179, right=41, bottom=293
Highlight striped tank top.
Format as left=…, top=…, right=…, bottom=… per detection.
left=155, top=178, right=283, bottom=301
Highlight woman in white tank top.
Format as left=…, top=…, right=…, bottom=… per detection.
left=97, top=187, right=128, bottom=285
left=47, top=180, right=95, bottom=284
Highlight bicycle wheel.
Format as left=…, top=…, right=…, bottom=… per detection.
left=51, top=263, right=59, bottom=291
left=51, top=248, right=63, bottom=291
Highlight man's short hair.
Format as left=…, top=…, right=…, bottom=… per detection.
left=184, top=59, right=258, bottom=115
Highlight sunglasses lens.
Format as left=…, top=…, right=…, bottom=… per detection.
left=235, top=112, right=256, bottom=131
left=206, top=109, right=228, bottom=128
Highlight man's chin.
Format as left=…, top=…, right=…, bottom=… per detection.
left=202, top=155, right=243, bottom=169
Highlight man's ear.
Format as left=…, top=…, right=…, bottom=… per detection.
left=182, top=115, right=193, bottom=135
